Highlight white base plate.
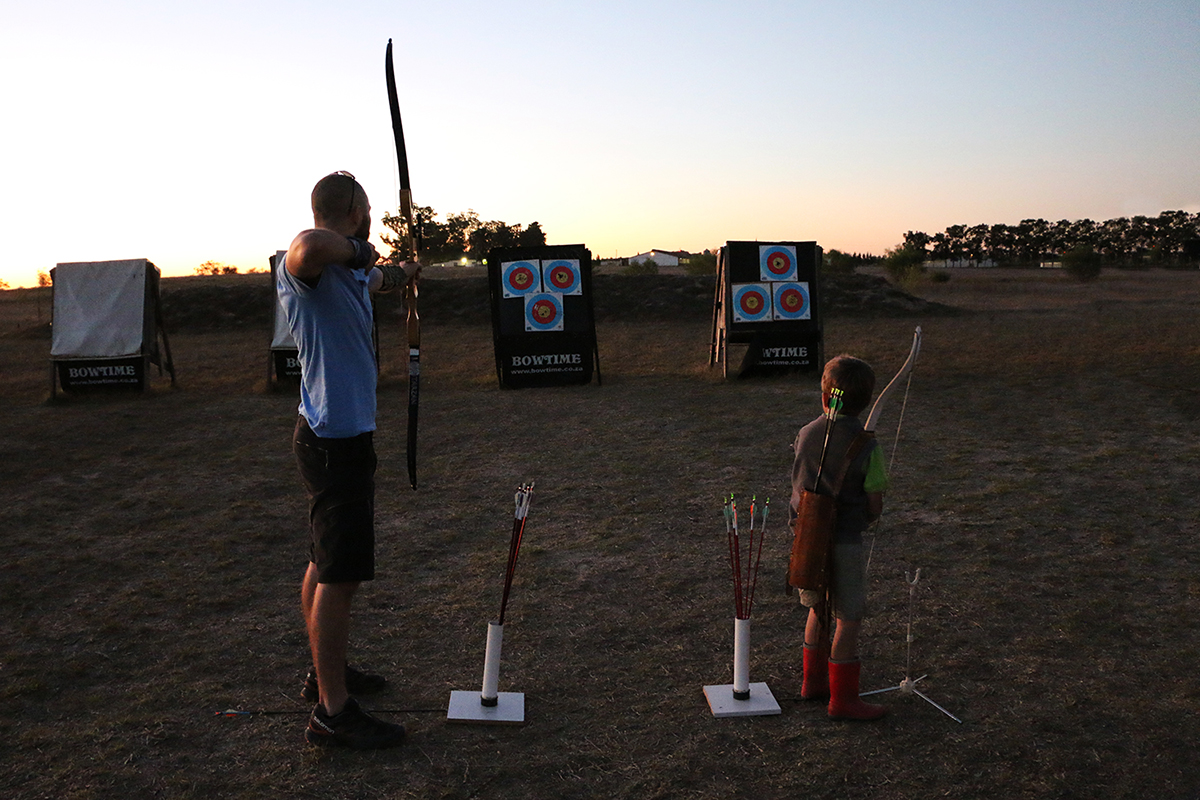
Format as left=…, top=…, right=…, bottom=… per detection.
left=703, top=682, right=782, bottom=717
left=447, top=690, right=525, bottom=725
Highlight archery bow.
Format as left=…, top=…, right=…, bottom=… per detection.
left=386, top=39, right=421, bottom=490
left=865, top=326, right=922, bottom=441
left=863, top=326, right=921, bottom=573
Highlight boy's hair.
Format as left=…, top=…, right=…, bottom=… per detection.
left=821, top=355, right=875, bottom=417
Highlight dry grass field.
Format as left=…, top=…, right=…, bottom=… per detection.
left=2, top=267, right=1199, bottom=799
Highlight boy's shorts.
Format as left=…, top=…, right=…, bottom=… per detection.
left=830, top=541, right=868, bottom=621
left=293, top=417, right=376, bottom=583
left=798, top=541, right=868, bottom=621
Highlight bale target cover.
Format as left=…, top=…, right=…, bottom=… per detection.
left=50, top=259, right=175, bottom=395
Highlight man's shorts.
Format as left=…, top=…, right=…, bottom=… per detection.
left=797, top=541, right=868, bottom=621
left=293, top=417, right=376, bottom=583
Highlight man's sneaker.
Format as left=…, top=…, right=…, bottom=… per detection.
left=305, top=698, right=406, bottom=750
left=301, top=664, right=388, bottom=702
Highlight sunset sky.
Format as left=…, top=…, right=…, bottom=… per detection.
left=2, top=0, right=1198, bottom=287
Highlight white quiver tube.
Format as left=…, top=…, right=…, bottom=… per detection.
left=480, top=621, right=504, bottom=707
left=732, top=617, right=751, bottom=700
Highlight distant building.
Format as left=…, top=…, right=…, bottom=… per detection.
left=926, top=258, right=997, bottom=269
left=628, top=249, right=689, bottom=267
left=430, top=257, right=481, bottom=268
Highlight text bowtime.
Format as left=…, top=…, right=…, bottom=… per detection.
left=510, top=353, right=583, bottom=367
left=67, top=365, right=138, bottom=378
left=761, top=346, right=809, bottom=359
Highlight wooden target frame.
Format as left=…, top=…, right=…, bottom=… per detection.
left=710, top=241, right=823, bottom=378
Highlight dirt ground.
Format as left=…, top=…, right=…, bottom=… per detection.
left=2, top=267, right=1199, bottom=799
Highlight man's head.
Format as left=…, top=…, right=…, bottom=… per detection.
left=821, top=355, right=875, bottom=417
left=312, top=171, right=371, bottom=238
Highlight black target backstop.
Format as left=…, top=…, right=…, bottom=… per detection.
left=488, top=244, right=600, bottom=389
left=710, top=240, right=823, bottom=377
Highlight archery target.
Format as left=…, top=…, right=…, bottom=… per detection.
left=542, top=259, right=582, bottom=295
left=524, top=292, right=564, bottom=332
left=502, top=260, right=542, bottom=298
left=759, top=245, right=798, bottom=282
left=772, top=281, right=811, bottom=320
left=731, top=283, right=772, bottom=323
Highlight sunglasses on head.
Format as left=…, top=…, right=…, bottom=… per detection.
left=333, top=170, right=357, bottom=215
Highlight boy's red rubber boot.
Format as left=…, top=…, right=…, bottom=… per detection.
left=827, top=659, right=887, bottom=721
left=800, top=643, right=829, bottom=700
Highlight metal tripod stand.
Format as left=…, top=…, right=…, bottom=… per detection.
left=861, top=569, right=962, bottom=723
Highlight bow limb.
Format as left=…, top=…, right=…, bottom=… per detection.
left=387, top=39, right=421, bottom=489
left=385, top=40, right=416, bottom=257
left=864, top=326, right=921, bottom=435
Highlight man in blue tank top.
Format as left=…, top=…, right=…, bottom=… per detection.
left=278, top=171, right=417, bottom=749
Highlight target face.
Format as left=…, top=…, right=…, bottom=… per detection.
left=524, top=292, right=564, bottom=331
left=502, top=260, right=542, bottom=298
left=731, top=283, right=772, bottom=323
left=542, top=259, right=582, bottom=295
left=772, top=281, right=811, bottom=320
left=759, top=245, right=798, bottom=281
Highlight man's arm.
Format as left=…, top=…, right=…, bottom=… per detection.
left=286, top=229, right=378, bottom=283
left=367, top=262, right=422, bottom=294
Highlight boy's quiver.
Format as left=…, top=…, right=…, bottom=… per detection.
left=787, top=432, right=872, bottom=597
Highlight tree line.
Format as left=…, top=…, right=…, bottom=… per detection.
left=174, top=207, right=1196, bottom=284
left=178, top=208, right=546, bottom=279
left=824, top=250, right=879, bottom=273
left=380, top=206, right=546, bottom=265
left=895, top=210, right=1200, bottom=266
